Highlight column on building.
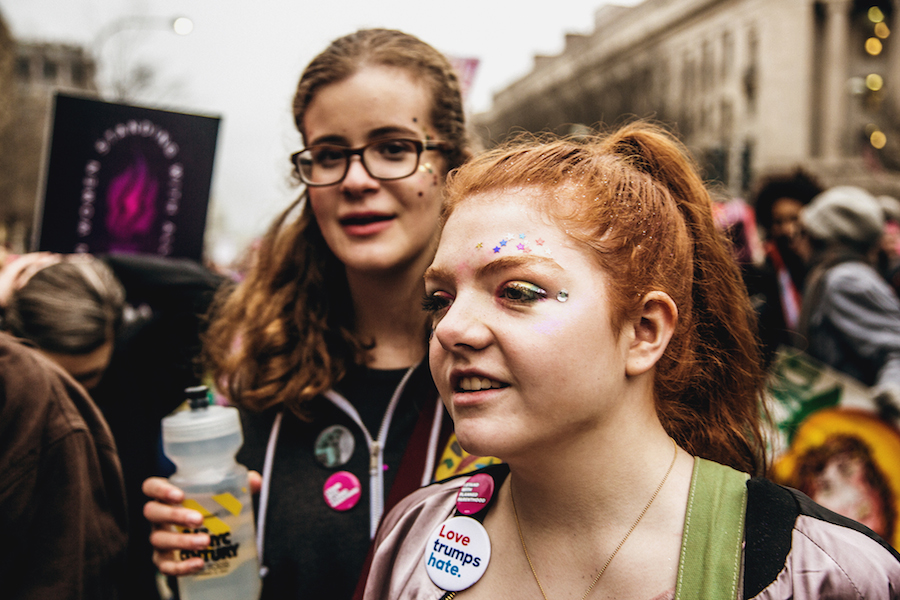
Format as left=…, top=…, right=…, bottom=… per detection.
left=821, top=0, right=853, bottom=161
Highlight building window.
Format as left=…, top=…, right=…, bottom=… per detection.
left=744, top=28, right=759, bottom=114
left=722, top=30, right=734, bottom=80
left=15, top=56, right=30, bottom=81
left=702, top=40, right=714, bottom=90
left=43, top=59, right=58, bottom=81
left=71, top=63, right=86, bottom=87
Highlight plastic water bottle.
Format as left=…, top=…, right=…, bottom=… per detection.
left=162, top=386, right=261, bottom=600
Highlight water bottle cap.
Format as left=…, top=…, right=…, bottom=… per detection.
left=185, top=385, right=211, bottom=410
left=162, top=404, right=242, bottom=443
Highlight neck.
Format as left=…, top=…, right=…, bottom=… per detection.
left=346, top=266, right=429, bottom=369
left=506, top=417, right=683, bottom=530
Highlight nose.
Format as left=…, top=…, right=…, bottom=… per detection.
left=340, top=155, right=379, bottom=196
left=432, top=294, right=492, bottom=353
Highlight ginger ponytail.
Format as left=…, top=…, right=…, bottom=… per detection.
left=605, top=124, right=767, bottom=475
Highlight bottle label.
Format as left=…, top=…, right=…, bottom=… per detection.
left=177, top=492, right=258, bottom=579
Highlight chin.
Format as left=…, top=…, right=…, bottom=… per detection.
left=452, top=418, right=511, bottom=461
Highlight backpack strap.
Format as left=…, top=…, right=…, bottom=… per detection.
left=674, top=458, right=749, bottom=600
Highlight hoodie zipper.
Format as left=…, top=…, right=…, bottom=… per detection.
left=323, top=364, right=417, bottom=538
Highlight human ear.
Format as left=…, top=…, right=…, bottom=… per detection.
left=625, top=291, right=677, bottom=377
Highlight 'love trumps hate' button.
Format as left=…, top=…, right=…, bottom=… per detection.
left=424, top=516, right=491, bottom=591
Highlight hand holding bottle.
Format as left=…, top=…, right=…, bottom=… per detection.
left=143, top=473, right=262, bottom=576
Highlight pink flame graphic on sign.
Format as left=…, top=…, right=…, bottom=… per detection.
left=106, top=155, right=159, bottom=252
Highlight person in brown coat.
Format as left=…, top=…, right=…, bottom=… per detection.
left=0, top=331, right=128, bottom=599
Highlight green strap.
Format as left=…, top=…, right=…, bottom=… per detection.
left=673, top=458, right=749, bottom=600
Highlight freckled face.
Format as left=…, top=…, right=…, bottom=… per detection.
left=303, top=65, right=447, bottom=278
left=424, top=189, right=633, bottom=461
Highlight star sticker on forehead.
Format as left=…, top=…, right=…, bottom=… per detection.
left=535, top=238, right=545, bottom=246
left=499, top=240, right=507, bottom=247
left=493, top=246, right=501, bottom=253
left=476, top=242, right=483, bottom=249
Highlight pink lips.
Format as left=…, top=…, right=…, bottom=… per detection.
left=339, top=212, right=395, bottom=237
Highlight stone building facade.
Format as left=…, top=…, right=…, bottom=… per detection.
left=473, top=0, right=900, bottom=197
left=0, top=11, right=97, bottom=252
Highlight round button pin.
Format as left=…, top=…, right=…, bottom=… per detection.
left=323, top=471, right=361, bottom=511
left=456, top=473, right=494, bottom=515
left=424, top=516, right=491, bottom=591
left=315, top=424, right=355, bottom=468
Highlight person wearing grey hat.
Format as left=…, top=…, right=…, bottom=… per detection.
left=799, top=186, right=900, bottom=418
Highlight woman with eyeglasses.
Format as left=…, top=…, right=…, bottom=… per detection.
left=141, top=29, right=491, bottom=600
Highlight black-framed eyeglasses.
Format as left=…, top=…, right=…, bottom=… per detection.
left=291, top=139, right=448, bottom=187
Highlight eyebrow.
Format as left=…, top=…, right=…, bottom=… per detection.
left=425, top=255, right=563, bottom=284
left=308, top=126, right=421, bottom=147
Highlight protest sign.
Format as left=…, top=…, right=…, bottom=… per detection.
left=36, top=93, right=220, bottom=261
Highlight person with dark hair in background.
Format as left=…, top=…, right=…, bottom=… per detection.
left=0, top=330, right=129, bottom=599
left=745, top=169, right=823, bottom=365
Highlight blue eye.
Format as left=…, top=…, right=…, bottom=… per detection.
left=500, top=282, right=547, bottom=303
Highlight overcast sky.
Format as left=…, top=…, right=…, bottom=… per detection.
left=1, top=0, right=642, bottom=262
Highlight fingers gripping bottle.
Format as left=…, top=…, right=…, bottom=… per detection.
left=162, top=386, right=261, bottom=600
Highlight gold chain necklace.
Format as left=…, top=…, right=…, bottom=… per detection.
left=510, top=439, right=678, bottom=600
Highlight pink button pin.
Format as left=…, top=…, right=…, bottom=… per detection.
left=323, top=471, right=361, bottom=511
left=455, top=473, right=494, bottom=515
